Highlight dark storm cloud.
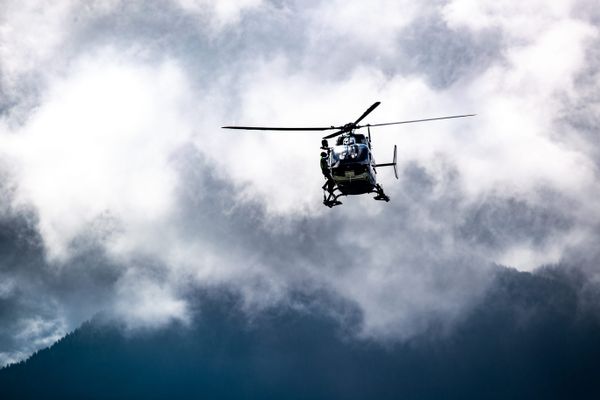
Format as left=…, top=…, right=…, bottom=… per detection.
left=0, top=187, right=123, bottom=364
left=0, top=139, right=593, bottom=363
left=457, top=193, right=574, bottom=252
left=0, top=133, right=589, bottom=364
left=149, top=146, right=584, bottom=338
left=396, top=13, right=504, bottom=89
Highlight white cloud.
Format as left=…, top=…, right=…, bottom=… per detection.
left=1, top=50, right=194, bottom=259
left=0, top=1, right=72, bottom=81
left=175, top=0, right=264, bottom=28
left=442, top=0, right=574, bottom=35
left=113, top=273, right=190, bottom=330
left=306, top=0, right=421, bottom=54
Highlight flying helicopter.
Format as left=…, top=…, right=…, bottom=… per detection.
left=222, top=102, right=474, bottom=207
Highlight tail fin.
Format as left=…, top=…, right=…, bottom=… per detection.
left=374, top=145, right=398, bottom=179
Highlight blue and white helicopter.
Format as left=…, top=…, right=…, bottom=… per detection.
left=223, top=102, right=474, bottom=207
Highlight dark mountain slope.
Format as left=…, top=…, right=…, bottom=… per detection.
left=1, top=267, right=600, bottom=399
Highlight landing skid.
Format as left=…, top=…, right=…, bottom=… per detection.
left=322, top=180, right=345, bottom=208
left=322, top=182, right=390, bottom=207
left=372, top=184, right=390, bottom=202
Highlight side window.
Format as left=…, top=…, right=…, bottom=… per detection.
left=359, top=146, right=369, bottom=162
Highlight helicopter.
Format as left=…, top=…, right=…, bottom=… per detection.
left=222, top=102, right=474, bottom=207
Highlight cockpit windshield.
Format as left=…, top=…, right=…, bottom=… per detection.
left=331, top=143, right=369, bottom=164
left=336, top=134, right=367, bottom=145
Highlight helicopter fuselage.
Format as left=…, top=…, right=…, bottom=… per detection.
left=327, top=140, right=377, bottom=195
left=222, top=100, right=473, bottom=207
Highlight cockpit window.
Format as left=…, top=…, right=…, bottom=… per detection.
left=331, top=144, right=369, bottom=163
left=336, top=134, right=366, bottom=145
left=354, top=134, right=366, bottom=144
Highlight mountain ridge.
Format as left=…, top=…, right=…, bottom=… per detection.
left=1, top=266, right=600, bottom=399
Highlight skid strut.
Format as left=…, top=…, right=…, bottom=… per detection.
left=322, top=180, right=344, bottom=208
left=322, top=181, right=390, bottom=207
left=372, top=184, right=390, bottom=202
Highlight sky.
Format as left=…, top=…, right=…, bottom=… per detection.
left=1, top=0, right=600, bottom=367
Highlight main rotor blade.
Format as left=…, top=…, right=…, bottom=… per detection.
left=222, top=125, right=339, bottom=131
left=362, top=114, right=476, bottom=128
left=354, top=101, right=381, bottom=125
left=322, top=129, right=346, bottom=139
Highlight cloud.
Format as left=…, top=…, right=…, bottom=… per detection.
left=112, top=272, right=190, bottom=330
left=1, top=0, right=600, bottom=366
left=1, top=50, right=194, bottom=259
left=175, top=0, right=264, bottom=28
